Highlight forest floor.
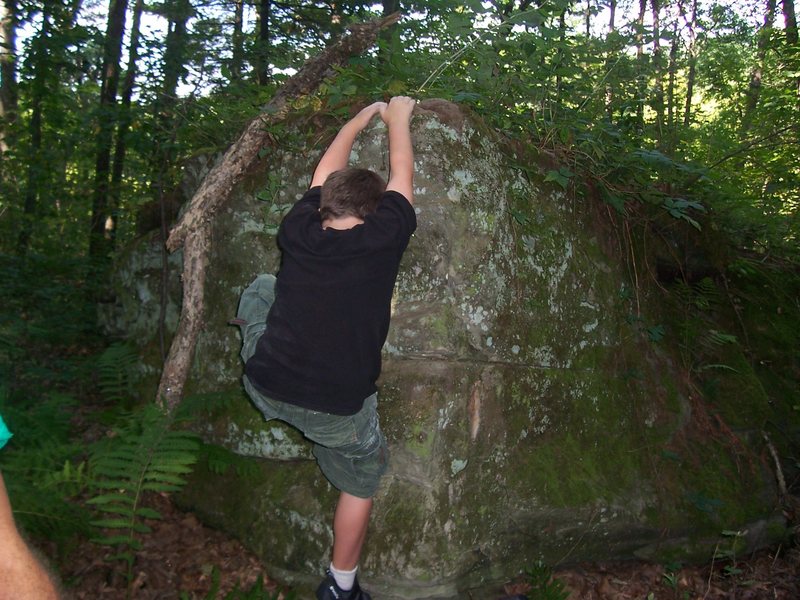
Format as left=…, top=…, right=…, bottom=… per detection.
left=53, top=490, right=800, bottom=600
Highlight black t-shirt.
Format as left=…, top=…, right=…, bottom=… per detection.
left=245, top=186, right=417, bottom=415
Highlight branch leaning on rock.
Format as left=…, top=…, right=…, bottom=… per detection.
left=157, top=13, right=401, bottom=411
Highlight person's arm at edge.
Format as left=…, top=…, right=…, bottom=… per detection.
left=383, top=96, right=415, bottom=205
left=309, top=102, right=387, bottom=188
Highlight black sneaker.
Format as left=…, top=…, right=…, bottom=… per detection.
left=315, top=569, right=372, bottom=600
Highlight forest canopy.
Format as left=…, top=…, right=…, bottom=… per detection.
left=0, top=0, right=797, bottom=265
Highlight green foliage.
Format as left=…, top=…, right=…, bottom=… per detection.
left=0, top=391, right=92, bottom=547
left=187, top=568, right=295, bottom=600
left=94, top=342, right=140, bottom=405
left=525, top=560, right=569, bottom=600
left=88, top=404, right=199, bottom=581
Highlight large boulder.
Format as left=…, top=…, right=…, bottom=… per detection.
left=101, top=100, right=785, bottom=599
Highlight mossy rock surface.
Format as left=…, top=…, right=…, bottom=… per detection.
left=105, top=100, right=787, bottom=599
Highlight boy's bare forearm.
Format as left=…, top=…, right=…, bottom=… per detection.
left=382, top=96, right=416, bottom=203
left=310, top=102, right=386, bottom=187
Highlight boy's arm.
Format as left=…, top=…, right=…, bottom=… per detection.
left=382, top=96, right=416, bottom=204
left=310, top=102, right=387, bottom=188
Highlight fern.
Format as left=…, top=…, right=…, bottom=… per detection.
left=192, top=569, right=295, bottom=600
left=95, top=342, right=140, bottom=404
left=88, top=403, right=199, bottom=583
left=0, top=392, right=91, bottom=545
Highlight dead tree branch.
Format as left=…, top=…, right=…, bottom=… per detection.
left=157, top=13, right=401, bottom=410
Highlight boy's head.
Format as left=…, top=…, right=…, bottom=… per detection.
left=320, top=167, right=386, bottom=221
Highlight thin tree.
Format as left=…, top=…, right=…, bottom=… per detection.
left=89, top=0, right=129, bottom=263
left=230, top=0, right=244, bottom=81
left=16, top=5, right=52, bottom=256
left=378, top=0, right=400, bottom=68
left=635, top=0, right=647, bottom=131
left=151, top=0, right=192, bottom=190
left=781, top=0, right=798, bottom=102
left=682, top=0, right=698, bottom=127
left=783, top=0, right=798, bottom=45
left=741, top=0, right=777, bottom=137
left=254, top=0, right=270, bottom=84
left=605, top=0, right=617, bottom=120
left=109, top=0, right=144, bottom=239
left=0, top=0, right=17, bottom=154
left=651, top=0, right=665, bottom=146
left=666, top=2, right=680, bottom=150
left=151, top=0, right=192, bottom=361
left=585, top=0, right=592, bottom=36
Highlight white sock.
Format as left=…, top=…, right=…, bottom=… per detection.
left=330, top=563, right=357, bottom=591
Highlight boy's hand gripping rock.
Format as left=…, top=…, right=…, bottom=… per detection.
left=381, top=96, right=416, bottom=126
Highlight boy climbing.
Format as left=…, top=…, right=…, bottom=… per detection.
left=235, top=96, right=416, bottom=600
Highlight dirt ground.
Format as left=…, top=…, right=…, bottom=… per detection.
left=52, top=491, right=800, bottom=600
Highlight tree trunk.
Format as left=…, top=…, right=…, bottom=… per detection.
left=605, top=0, right=617, bottom=120
left=16, top=7, right=51, bottom=256
left=255, top=0, right=270, bottom=85
left=109, top=0, right=143, bottom=239
left=89, top=0, right=129, bottom=263
left=161, top=0, right=191, bottom=106
left=585, top=0, right=591, bottom=36
left=556, top=9, right=566, bottom=97
left=635, top=0, right=646, bottom=131
left=783, top=0, right=798, bottom=45
left=683, top=0, right=698, bottom=127
left=651, top=0, right=665, bottom=146
left=782, top=0, right=799, bottom=102
left=150, top=0, right=191, bottom=360
left=378, top=0, right=401, bottom=69
left=158, top=13, right=401, bottom=411
left=609, top=0, right=616, bottom=30
left=150, top=0, right=191, bottom=204
left=230, top=0, right=244, bottom=81
left=666, top=7, right=679, bottom=149
left=0, top=0, right=17, bottom=154
left=741, top=0, right=777, bottom=137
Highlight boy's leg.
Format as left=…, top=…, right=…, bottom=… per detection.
left=332, top=492, right=373, bottom=571
left=234, top=274, right=276, bottom=364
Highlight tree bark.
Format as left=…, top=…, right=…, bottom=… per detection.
left=254, top=0, right=270, bottom=85
left=16, top=6, right=50, bottom=256
left=666, top=7, right=679, bottom=149
left=0, top=0, right=18, bottom=154
left=157, top=13, right=401, bottom=411
left=378, top=0, right=400, bottom=69
left=585, top=0, right=591, bottom=36
left=783, top=0, right=798, bottom=45
left=651, top=0, right=665, bottom=146
left=683, top=0, right=698, bottom=127
left=89, top=0, right=129, bottom=263
left=605, top=0, right=617, bottom=120
left=741, top=0, right=776, bottom=137
left=635, top=0, right=647, bottom=131
left=609, top=0, right=616, bottom=30
left=109, top=0, right=143, bottom=236
left=230, top=0, right=244, bottom=81
left=782, top=0, right=799, bottom=102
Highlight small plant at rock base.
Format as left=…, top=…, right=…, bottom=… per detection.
left=185, top=567, right=296, bottom=600
left=525, top=561, right=569, bottom=600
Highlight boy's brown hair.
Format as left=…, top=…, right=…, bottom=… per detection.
left=320, top=167, right=386, bottom=221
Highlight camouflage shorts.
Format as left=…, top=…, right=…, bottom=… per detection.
left=236, top=274, right=388, bottom=498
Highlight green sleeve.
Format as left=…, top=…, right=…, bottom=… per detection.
left=0, top=414, right=12, bottom=450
